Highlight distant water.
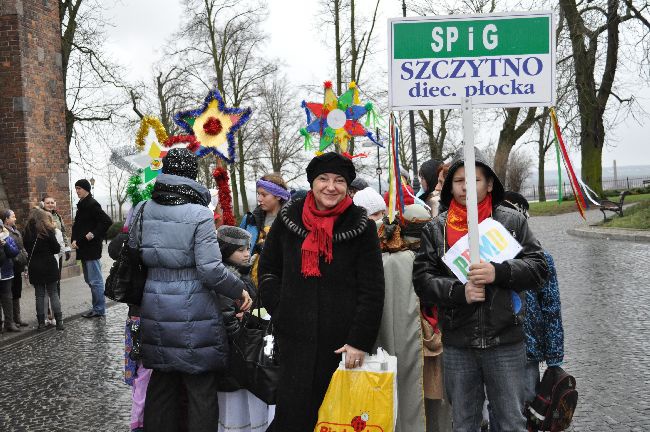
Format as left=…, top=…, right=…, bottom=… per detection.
left=525, top=164, right=650, bottom=187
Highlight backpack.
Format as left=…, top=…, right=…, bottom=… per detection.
left=526, top=366, right=578, bottom=432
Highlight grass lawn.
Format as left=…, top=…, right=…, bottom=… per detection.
left=529, top=193, right=650, bottom=217
left=600, top=200, right=650, bottom=230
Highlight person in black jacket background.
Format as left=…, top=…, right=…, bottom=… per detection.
left=412, top=148, right=548, bottom=432
left=71, top=179, right=112, bottom=318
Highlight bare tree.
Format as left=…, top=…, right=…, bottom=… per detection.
left=506, top=147, right=534, bottom=193
left=60, top=0, right=129, bottom=168
left=254, top=76, right=306, bottom=174
left=558, top=0, right=649, bottom=195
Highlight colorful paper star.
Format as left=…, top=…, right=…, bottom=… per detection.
left=174, top=88, right=252, bottom=164
left=299, top=81, right=381, bottom=152
left=125, top=117, right=170, bottom=183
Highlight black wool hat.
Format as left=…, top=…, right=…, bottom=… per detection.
left=306, top=152, right=356, bottom=186
left=162, top=148, right=199, bottom=180
left=217, top=226, right=251, bottom=260
left=74, top=179, right=92, bottom=193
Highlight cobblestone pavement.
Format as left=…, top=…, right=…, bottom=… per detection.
left=529, top=210, right=650, bottom=431
left=0, top=303, right=131, bottom=431
left=0, top=209, right=648, bottom=431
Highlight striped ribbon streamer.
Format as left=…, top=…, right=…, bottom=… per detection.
left=549, top=107, right=587, bottom=219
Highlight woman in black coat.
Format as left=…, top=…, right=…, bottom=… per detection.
left=23, top=208, right=63, bottom=330
left=258, top=153, right=385, bottom=432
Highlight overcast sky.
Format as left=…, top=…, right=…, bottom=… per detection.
left=81, top=0, right=650, bottom=208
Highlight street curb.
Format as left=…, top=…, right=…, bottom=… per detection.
left=0, top=300, right=121, bottom=349
left=567, top=226, right=650, bottom=243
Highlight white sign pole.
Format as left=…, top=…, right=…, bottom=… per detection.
left=461, top=97, right=480, bottom=265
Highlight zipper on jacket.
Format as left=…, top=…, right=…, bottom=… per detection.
left=479, top=303, right=486, bottom=348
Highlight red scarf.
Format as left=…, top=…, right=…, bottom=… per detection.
left=301, top=191, right=352, bottom=277
left=446, top=193, right=493, bottom=247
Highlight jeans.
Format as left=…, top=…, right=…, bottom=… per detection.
left=82, top=259, right=105, bottom=315
left=489, top=360, right=540, bottom=432
left=35, top=281, right=62, bottom=319
left=443, top=342, right=528, bottom=432
left=144, top=370, right=219, bottom=432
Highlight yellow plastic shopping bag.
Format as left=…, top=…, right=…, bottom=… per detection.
left=315, top=348, right=398, bottom=432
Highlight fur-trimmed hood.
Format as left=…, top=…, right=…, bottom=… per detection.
left=279, top=197, right=369, bottom=243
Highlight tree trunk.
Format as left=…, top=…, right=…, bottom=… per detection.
left=537, top=148, right=546, bottom=202
left=493, top=107, right=537, bottom=183
left=237, top=131, right=249, bottom=214
left=334, top=0, right=342, bottom=96
left=580, top=120, right=604, bottom=197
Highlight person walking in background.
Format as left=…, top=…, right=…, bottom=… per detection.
left=258, top=152, right=385, bottom=432
left=413, top=148, right=548, bottom=431
left=131, top=148, right=252, bottom=432
left=1, top=209, right=29, bottom=327
left=42, top=195, right=72, bottom=291
left=23, top=208, right=65, bottom=331
left=0, top=218, right=21, bottom=333
left=71, top=179, right=112, bottom=319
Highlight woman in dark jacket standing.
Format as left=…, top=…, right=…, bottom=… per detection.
left=0, top=218, right=20, bottom=333
left=1, top=209, right=29, bottom=327
left=258, top=152, right=385, bottom=432
left=23, top=208, right=63, bottom=331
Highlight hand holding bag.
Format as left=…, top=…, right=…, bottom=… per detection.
left=104, top=202, right=147, bottom=305
left=315, top=347, right=398, bottom=432
left=228, top=307, right=279, bottom=404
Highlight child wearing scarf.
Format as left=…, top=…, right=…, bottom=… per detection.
left=413, top=147, right=548, bottom=432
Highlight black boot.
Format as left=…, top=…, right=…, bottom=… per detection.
left=12, top=298, right=28, bottom=327
left=37, top=314, right=46, bottom=331
left=54, top=313, right=64, bottom=331
left=1, top=297, right=20, bottom=332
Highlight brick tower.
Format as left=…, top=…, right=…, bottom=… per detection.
left=0, top=0, right=71, bottom=225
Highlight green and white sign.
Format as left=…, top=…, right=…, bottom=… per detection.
left=388, top=11, right=555, bottom=110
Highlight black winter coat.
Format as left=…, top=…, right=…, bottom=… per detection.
left=258, top=198, right=385, bottom=432
left=72, top=194, right=112, bottom=260
left=23, top=229, right=61, bottom=285
left=413, top=205, right=548, bottom=349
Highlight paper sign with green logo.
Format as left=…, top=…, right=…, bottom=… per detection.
left=388, top=11, right=556, bottom=110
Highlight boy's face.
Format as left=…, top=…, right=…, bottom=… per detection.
left=451, top=165, right=494, bottom=206
left=228, top=246, right=250, bottom=266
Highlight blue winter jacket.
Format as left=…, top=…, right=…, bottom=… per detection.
left=1, top=234, right=19, bottom=280
left=130, top=174, right=245, bottom=374
left=524, top=252, right=564, bottom=366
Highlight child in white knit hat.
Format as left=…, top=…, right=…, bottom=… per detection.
left=353, top=187, right=387, bottom=221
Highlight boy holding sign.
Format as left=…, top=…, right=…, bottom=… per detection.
left=413, top=148, right=548, bottom=432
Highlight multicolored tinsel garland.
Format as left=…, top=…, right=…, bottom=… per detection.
left=126, top=170, right=154, bottom=205
left=549, top=107, right=587, bottom=219
left=135, top=116, right=168, bottom=151
left=174, top=88, right=252, bottom=164
left=212, top=166, right=235, bottom=226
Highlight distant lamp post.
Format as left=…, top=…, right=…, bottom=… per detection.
left=89, top=177, right=95, bottom=193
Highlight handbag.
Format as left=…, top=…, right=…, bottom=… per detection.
left=104, top=202, right=148, bottom=305
left=228, top=307, right=279, bottom=404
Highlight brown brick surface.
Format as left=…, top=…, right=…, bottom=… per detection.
left=0, top=0, right=71, bottom=228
